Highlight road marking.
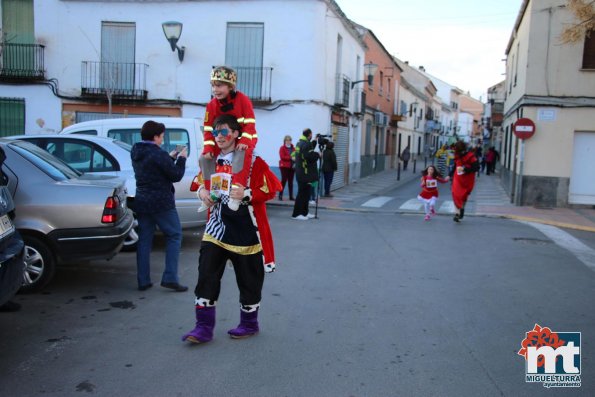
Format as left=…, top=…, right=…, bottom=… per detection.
left=361, top=196, right=394, bottom=208
left=520, top=221, right=595, bottom=272
left=399, top=199, right=423, bottom=211
left=439, top=200, right=456, bottom=213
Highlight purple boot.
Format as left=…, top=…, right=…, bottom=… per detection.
left=228, top=309, right=259, bottom=339
left=181, top=306, right=216, bottom=344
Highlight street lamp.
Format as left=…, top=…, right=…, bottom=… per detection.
left=162, top=21, right=185, bottom=62
left=351, top=62, right=379, bottom=89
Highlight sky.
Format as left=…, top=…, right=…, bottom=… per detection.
left=335, top=0, right=522, bottom=101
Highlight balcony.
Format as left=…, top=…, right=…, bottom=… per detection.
left=390, top=114, right=405, bottom=126
left=231, top=66, right=273, bottom=104
left=353, top=89, right=365, bottom=114
left=81, top=61, right=148, bottom=101
left=0, top=43, right=45, bottom=81
left=334, top=74, right=350, bottom=108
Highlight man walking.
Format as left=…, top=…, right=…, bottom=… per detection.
left=400, top=144, right=411, bottom=171
left=292, top=128, right=320, bottom=220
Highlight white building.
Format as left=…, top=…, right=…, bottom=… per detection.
left=0, top=0, right=366, bottom=187
left=502, top=0, right=595, bottom=206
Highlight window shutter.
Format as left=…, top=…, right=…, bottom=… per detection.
left=582, top=30, right=595, bottom=69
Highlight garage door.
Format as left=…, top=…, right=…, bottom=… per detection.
left=330, top=124, right=349, bottom=190
left=569, top=131, right=595, bottom=204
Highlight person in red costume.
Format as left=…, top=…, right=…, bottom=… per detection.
left=450, top=141, right=479, bottom=222
left=183, top=114, right=281, bottom=344
left=200, top=66, right=257, bottom=212
left=417, top=165, right=449, bottom=221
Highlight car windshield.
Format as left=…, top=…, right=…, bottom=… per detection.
left=9, top=141, right=82, bottom=180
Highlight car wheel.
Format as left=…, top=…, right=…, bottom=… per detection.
left=20, top=235, right=56, bottom=293
left=121, top=216, right=139, bottom=252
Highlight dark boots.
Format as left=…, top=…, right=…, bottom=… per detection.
left=227, top=309, right=259, bottom=339
left=181, top=306, right=216, bottom=344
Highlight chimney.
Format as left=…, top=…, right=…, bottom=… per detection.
left=419, top=66, right=425, bottom=72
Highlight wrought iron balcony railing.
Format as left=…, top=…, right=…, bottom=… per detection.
left=230, top=66, right=273, bottom=103
left=0, top=43, right=45, bottom=80
left=81, top=61, right=148, bottom=100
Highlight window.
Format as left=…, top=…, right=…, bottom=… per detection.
left=226, top=22, right=264, bottom=98
left=0, top=98, right=25, bottom=136
left=379, top=71, right=384, bottom=96
left=101, top=22, right=136, bottom=92
left=107, top=128, right=189, bottom=154
left=582, top=30, right=595, bottom=69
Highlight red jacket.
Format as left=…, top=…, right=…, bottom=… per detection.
left=278, top=144, right=295, bottom=169
left=202, top=90, right=257, bottom=155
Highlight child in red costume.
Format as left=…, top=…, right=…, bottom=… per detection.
left=417, top=165, right=449, bottom=221
left=450, top=141, right=479, bottom=222
left=183, top=114, right=281, bottom=344
left=200, top=66, right=257, bottom=212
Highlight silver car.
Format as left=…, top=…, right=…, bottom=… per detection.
left=1, top=139, right=134, bottom=292
left=16, top=134, right=206, bottom=250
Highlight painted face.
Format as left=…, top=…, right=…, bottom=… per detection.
left=211, top=81, right=232, bottom=100
left=214, top=123, right=237, bottom=151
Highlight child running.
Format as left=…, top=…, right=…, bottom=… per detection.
left=417, top=165, right=449, bottom=221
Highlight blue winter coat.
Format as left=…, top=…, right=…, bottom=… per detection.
left=131, top=141, right=186, bottom=214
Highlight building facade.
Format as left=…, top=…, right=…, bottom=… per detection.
left=0, top=0, right=367, bottom=189
left=502, top=0, right=595, bottom=206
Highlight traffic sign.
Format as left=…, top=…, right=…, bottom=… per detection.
left=513, top=118, right=536, bottom=140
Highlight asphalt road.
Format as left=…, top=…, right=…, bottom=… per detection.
left=1, top=207, right=594, bottom=397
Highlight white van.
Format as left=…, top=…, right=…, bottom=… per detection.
left=61, top=117, right=204, bottom=229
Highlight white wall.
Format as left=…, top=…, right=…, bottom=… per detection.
left=1, top=86, right=62, bottom=133
left=29, top=0, right=366, bottom=169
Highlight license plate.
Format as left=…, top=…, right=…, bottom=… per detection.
left=0, top=214, right=15, bottom=238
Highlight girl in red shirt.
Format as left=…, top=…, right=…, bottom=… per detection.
left=417, top=165, right=449, bottom=221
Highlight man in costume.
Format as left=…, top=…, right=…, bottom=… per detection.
left=182, top=114, right=281, bottom=344
left=450, top=141, right=479, bottom=222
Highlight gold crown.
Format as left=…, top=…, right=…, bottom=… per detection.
left=210, top=66, right=237, bottom=86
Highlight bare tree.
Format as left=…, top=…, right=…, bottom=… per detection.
left=560, top=0, right=595, bottom=43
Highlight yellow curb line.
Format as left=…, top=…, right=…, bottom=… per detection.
left=503, top=214, right=595, bottom=233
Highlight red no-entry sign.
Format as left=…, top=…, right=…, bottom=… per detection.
left=513, top=118, right=536, bottom=140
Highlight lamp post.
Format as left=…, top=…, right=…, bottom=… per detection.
left=162, top=21, right=185, bottom=62
left=351, top=62, right=379, bottom=89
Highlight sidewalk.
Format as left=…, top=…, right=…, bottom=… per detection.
left=270, top=168, right=595, bottom=233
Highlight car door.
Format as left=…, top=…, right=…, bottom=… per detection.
left=25, top=138, right=122, bottom=175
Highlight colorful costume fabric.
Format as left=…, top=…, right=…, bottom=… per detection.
left=451, top=151, right=478, bottom=209
left=199, top=152, right=281, bottom=272
left=202, top=91, right=256, bottom=187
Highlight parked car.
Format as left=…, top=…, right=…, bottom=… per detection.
left=0, top=138, right=134, bottom=292
left=14, top=133, right=206, bottom=250
left=0, top=147, right=25, bottom=306
left=61, top=117, right=202, bottom=204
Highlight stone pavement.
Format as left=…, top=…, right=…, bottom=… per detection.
left=270, top=168, right=595, bottom=233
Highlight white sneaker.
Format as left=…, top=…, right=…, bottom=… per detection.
left=227, top=198, right=240, bottom=211
left=306, top=213, right=315, bottom=219
left=291, top=215, right=309, bottom=220
left=309, top=200, right=316, bottom=205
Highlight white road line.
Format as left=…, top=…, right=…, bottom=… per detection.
left=399, top=199, right=423, bottom=211
left=361, top=196, right=394, bottom=208
left=520, top=221, right=595, bottom=272
left=439, top=200, right=456, bottom=213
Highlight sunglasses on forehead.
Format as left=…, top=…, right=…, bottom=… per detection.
left=212, top=128, right=231, bottom=137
